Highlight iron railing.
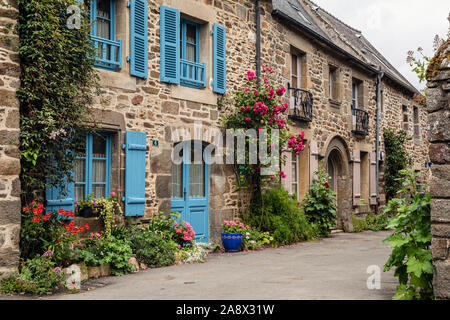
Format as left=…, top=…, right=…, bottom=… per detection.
left=287, top=83, right=314, bottom=122
left=92, top=36, right=122, bottom=70
left=180, top=59, right=206, bottom=88
left=352, top=108, right=369, bottom=135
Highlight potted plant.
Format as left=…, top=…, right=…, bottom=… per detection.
left=221, top=218, right=249, bottom=252
left=76, top=194, right=102, bottom=218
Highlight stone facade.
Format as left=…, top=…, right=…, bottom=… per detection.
left=426, top=39, right=450, bottom=300
left=0, top=0, right=431, bottom=271
left=0, top=0, right=21, bottom=275
left=88, top=0, right=429, bottom=235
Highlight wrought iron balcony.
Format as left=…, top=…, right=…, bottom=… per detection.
left=92, top=36, right=122, bottom=70
left=351, top=108, right=369, bottom=135
left=180, top=59, right=206, bottom=88
left=287, top=83, right=314, bottom=122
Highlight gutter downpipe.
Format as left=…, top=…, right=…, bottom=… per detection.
left=256, top=0, right=261, bottom=86
left=256, top=0, right=261, bottom=87
left=375, top=70, right=384, bottom=213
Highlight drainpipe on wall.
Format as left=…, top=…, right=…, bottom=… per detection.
left=255, top=0, right=261, bottom=86
left=375, top=70, right=384, bottom=213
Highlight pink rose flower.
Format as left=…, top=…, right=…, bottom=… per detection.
left=276, top=86, right=286, bottom=96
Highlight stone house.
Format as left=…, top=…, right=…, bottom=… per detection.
left=0, top=0, right=429, bottom=274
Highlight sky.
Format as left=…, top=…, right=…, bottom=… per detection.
left=310, top=0, right=450, bottom=91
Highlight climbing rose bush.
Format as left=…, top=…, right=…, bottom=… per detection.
left=222, top=65, right=305, bottom=180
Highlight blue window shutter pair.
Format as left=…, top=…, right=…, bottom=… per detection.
left=160, top=5, right=180, bottom=84
left=129, top=0, right=149, bottom=78
left=212, top=23, right=226, bottom=94
left=123, top=131, right=147, bottom=217
left=46, top=131, right=147, bottom=217
left=159, top=6, right=227, bottom=93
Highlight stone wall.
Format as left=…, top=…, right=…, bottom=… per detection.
left=0, top=0, right=21, bottom=275
left=426, top=39, right=450, bottom=300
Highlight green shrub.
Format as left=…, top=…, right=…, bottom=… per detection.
left=0, top=254, right=65, bottom=295
left=352, top=215, right=369, bottom=233
left=242, top=228, right=274, bottom=250
left=302, top=166, right=337, bottom=237
left=245, top=187, right=314, bottom=245
left=75, top=234, right=133, bottom=276
left=352, top=212, right=390, bottom=233
left=383, top=169, right=433, bottom=300
left=130, top=226, right=176, bottom=268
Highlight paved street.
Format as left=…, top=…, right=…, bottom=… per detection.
left=39, top=230, right=397, bottom=300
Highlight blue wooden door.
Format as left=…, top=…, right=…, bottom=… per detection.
left=171, top=141, right=209, bottom=243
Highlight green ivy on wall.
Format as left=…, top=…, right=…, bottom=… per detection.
left=16, top=0, right=99, bottom=202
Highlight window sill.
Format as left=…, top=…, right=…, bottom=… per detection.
left=171, top=84, right=217, bottom=105
left=96, top=68, right=136, bottom=91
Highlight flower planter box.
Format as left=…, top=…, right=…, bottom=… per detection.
left=77, top=205, right=103, bottom=218
left=221, top=232, right=243, bottom=252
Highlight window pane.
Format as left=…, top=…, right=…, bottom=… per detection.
left=74, top=159, right=85, bottom=183
left=189, top=163, right=205, bottom=197
left=186, top=24, right=196, bottom=43
left=291, top=159, right=297, bottom=183
left=93, top=135, right=107, bottom=158
left=292, top=184, right=297, bottom=196
left=189, top=147, right=205, bottom=198
left=97, top=0, right=111, bottom=40
left=186, top=44, right=196, bottom=62
left=92, top=160, right=106, bottom=182
left=75, top=185, right=85, bottom=203
left=92, top=185, right=105, bottom=198
left=172, top=162, right=183, bottom=198
left=291, top=54, right=298, bottom=76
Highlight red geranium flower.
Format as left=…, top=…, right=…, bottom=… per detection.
left=324, top=182, right=329, bottom=189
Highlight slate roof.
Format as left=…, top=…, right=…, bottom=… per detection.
left=272, top=0, right=419, bottom=94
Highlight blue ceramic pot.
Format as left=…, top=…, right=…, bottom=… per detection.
left=221, top=232, right=243, bottom=252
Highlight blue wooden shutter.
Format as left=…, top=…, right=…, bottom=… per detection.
left=46, top=174, right=75, bottom=213
left=129, top=0, right=149, bottom=78
left=123, top=131, right=147, bottom=216
left=213, top=23, right=226, bottom=94
left=160, top=5, right=180, bottom=84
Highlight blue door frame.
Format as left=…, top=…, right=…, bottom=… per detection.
left=171, top=141, right=209, bottom=243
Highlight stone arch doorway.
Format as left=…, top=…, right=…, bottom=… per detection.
left=323, top=137, right=353, bottom=232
